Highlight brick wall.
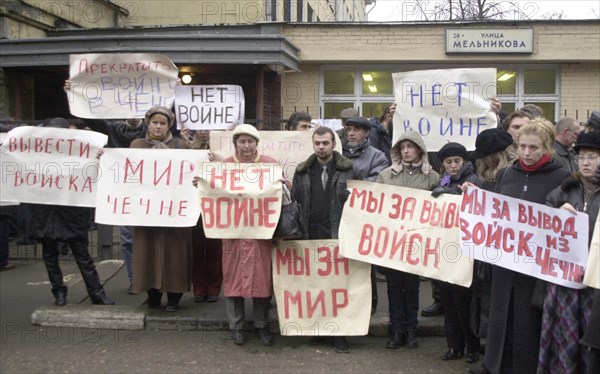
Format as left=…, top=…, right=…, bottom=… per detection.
left=560, top=63, right=600, bottom=122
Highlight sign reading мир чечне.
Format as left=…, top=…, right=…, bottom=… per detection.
left=445, top=28, right=533, bottom=53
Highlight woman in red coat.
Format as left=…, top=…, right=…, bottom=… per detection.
left=220, top=125, right=278, bottom=347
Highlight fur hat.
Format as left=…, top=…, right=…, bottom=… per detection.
left=574, top=131, right=600, bottom=152
left=144, top=106, right=174, bottom=128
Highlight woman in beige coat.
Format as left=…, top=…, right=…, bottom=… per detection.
left=376, top=131, right=439, bottom=349
left=130, top=106, right=192, bottom=312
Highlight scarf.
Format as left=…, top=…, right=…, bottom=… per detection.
left=145, top=132, right=173, bottom=149
left=519, top=154, right=551, bottom=173
left=348, top=139, right=368, bottom=155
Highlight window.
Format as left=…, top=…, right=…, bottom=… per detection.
left=297, top=0, right=303, bottom=22
left=284, top=0, right=291, bottom=22
left=321, top=66, right=560, bottom=121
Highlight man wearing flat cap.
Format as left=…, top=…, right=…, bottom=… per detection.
left=337, top=108, right=359, bottom=146
left=341, top=116, right=388, bottom=316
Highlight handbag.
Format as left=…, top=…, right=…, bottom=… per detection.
left=273, top=185, right=305, bottom=240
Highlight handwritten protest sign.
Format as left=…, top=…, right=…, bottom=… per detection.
left=393, top=68, right=497, bottom=151
left=210, top=131, right=342, bottom=180
left=197, top=162, right=282, bottom=239
left=460, top=188, right=589, bottom=289
left=339, top=180, right=473, bottom=287
left=68, top=53, right=178, bottom=119
left=0, top=127, right=107, bottom=207
left=174, top=85, right=244, bottom=130
left=273, top=240, right=371, bottom=336
left=583, top=215, right=599, bottom=289
left=95, top=148, right=207, bottom=227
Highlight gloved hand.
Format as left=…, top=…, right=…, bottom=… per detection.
left=592, top=165, right=600, bottom=185
left=431, top=186, right=451, bottom=198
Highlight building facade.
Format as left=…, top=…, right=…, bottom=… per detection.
left=1, top=1, right=598, bottom=127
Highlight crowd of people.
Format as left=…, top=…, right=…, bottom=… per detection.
left=1, top=100, right=599, bottom=374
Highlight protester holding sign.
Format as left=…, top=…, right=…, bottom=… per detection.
left=466, top=128, right=514, bottom=342
left=130, top=106, right=192, bottom=312
left=538, top=131, right=600, bottom=374
left=376, top=131, right=439, bottom=349
left=431, top=142, right=482, bottom=364
left=480, top=119, right=571, bottom=374
left=292, top=126, right=361, bottom=353
left=221, top=124, right=279, bottom=347
left=30, top=118, right=114, bottom=307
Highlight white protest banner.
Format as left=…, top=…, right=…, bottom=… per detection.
left=460, top=188, right=589, bottom=289
left=210, top=130, right=342, bottom=180
left=174, top=85, right=244, bottom=130
left=68, top=53, right=178, bottom=119
left=583, top=215, right=600, bottom=289
left=0, top=127, right=107, bottom=207
left=393, top=68, right=497, bottom=151
left=95, top=148, right=207, bottom=227
left=339, top=180, right=473, bottom=287
left=273, top=240, right=371, bottom=336
left=197, top=162, right=282, bottom=239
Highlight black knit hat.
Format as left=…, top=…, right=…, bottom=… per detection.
left=345, top=116, right=371, bottom=130
left=573, top=131, right=600, bottom=152
left=438, top=142, right=468, bottom=162
left=470, top=128, right=513, bottom=160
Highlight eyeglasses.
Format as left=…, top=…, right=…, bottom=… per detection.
left=578, top=155, right=600, bottom=163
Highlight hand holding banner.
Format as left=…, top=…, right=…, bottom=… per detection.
left=174, top=85, right=244, bottom=130
left=197, top=162, right=283, bottom=239
left=339, top=180, right=473, bottom=287
left=68, top=53, right=178, bottom=119
left=273, top=240, right=371, bottom=336
left=1, top=126, right=107, bottom=207
left=393, top=68, right=497, bottom=151
left=95, top=148, right=207, bottom=226
left=460, top=187, right=589, bottom=289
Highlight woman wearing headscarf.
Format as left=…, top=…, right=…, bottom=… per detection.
left=130, top=106, right=192, bottom=312
left=221, top=124, right=279, bottom=347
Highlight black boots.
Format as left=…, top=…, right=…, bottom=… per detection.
left=386, top=331, right=406, bottom=349
left=406, top=331, right=418, bottom=348
left=53, top=288, right=67, bottom=306
left=257, top=327, right=273, bottom=346
left=90, top=292, right=115, bottom=305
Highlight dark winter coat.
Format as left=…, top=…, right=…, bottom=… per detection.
left=483, top=159, right=570, bottom=374
left=368, top=117, right=393, bottom=164
left=437, top=161, right=483, bottom=192
left=546, top=173, right=600, bottom=350
left=292, top=151, right=359, bottom=239
left=85, top=119, right=146, bottom=148
left=342, top=140, right=389, bottom=182
left=30, top=204, right=91, bottom=241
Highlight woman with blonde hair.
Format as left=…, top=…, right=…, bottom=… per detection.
left=477, top=118, right=571, bottom=374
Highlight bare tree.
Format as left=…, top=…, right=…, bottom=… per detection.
left=413, top=0, right=534, bottom=21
